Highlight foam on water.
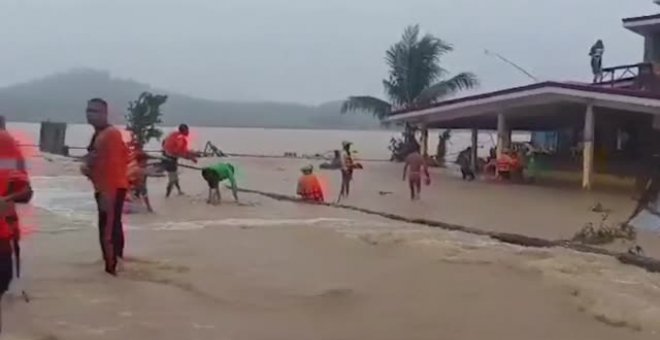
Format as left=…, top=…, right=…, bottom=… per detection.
left=30, top=176, right=96, bottom=221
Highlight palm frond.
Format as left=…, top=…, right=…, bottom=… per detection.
left=414, top=72, right=479, bottom=105
left=384, top=25, right=456, bottom=106
left=340, top=96, right=392, bottom=120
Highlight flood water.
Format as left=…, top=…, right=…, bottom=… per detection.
left=6, top=122, right=528, bottom=160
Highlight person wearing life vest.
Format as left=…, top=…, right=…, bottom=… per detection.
left=80, top=98, right=129, bottom=276
left=496, top=149, right=522, bottom=180
left=297, top=165, right=324, bottom=203
left=126, top=150, right=153, bottom=213
left=201, top=162, right=238, bottom=205
left=162, top=124, right=197, bottom=197
left=0, top=120, right=31, bottom=332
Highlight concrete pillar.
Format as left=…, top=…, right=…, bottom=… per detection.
left=471, top=128, right=478, bottom=173
left=582, top=104, right=595, bottom=189
left=420, top=125, right=429, bottom=157
left=497, top=113, right=507, bottom=158
left=39, top=122, right=68, bottom=155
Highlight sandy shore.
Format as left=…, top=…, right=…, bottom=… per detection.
left=4, top=155, right=660, bottom=339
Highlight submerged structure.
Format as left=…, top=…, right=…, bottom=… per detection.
left=388, top=2, right=660, bottom=190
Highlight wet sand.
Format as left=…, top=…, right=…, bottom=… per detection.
left=4, top=155, right=660, bottom=339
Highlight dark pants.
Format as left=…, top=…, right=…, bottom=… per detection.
left=95, top=189, right=127, bottom=274
left=0, top=240, right=12, bottom=295
left=461, top=167, right=475, bottom=181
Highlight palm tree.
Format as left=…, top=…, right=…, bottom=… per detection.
left=341, top=25, right=478, bottom=153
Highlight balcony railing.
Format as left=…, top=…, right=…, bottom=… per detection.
left=594, top=62, right=653, bottom=87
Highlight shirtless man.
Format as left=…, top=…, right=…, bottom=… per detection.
left=402, top=144, right=430, bottom=200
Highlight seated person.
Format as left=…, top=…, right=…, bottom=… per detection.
left=297, top=165, right=324, bottom=202
left=497, top=150, right=523, bottom=179
left=201, top=162, right=238, bottom=205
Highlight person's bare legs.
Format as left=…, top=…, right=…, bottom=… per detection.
left=166, top=172, right=183, bottom=197
left=415, top=178, right=422, bottom=200
left=408, top=179, right=415, bottom=200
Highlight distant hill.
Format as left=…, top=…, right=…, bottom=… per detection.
left=0, top=69, right=382, bottom=130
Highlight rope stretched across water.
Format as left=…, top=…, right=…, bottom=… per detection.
left=234, top=186, right=660, bottom=274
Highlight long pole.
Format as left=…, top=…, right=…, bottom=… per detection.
left=484, top=49, right=538, bottom=82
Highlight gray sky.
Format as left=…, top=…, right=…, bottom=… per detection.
left=0, top=0, right=657, bottom=104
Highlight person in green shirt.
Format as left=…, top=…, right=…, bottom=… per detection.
left=201, top=162, right=238, bottom=205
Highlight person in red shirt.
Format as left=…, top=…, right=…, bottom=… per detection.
left=81, top=98, right=129, bottom=276
left=161, top=124, right=197, bottom=197
left=0, top=119, right=31, bottom=333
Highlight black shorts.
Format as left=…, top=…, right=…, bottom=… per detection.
left=201, top=168, right=220, bottom=189
left=162, top=156, right=178, bottom=172
left=5, top=214, right=18, bottom=224
left=341, top=169, right=353, bottom=182
left=0, top=240, right=13, bottom=295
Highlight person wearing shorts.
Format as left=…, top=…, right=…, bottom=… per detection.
left=162, top=124, right=197, bottom=197
left=201, top=162, right=238, bottom=205
left=82, top=98, right=129, bottom=276
left=339, top=141, right=355, bottom=200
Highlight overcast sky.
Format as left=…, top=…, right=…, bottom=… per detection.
left=0, top=0, right=658, bottom=104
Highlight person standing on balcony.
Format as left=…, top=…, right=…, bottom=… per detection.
left=590, top=40, right=605, bottom=83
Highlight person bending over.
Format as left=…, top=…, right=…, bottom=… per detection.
left=201, top=162, right=238, bottom=205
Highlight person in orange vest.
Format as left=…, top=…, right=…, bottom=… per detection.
left=80, top=98, right=129, bottom=276
left=297, top=165, right=324, bottom=203
left=162, top=124, right=197, bottom=197
left=126, top=150, right=153, bottom=213
left=0, top=119, right=32, bottom=332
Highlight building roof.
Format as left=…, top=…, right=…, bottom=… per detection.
left=623, top=13, right=660, bottom=34
left=385, top=82, right=660, bottom=130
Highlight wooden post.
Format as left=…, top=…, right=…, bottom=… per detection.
left=420, top=125, right=429, bottom=157
left=582, top=104, right=595, bottom=189
left=497, top=113, right=507, bottom=158
left=471, top=128, right=478, bottom=173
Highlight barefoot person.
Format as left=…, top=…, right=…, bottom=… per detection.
left=0, top=121, right=31, bottom=333
left=402, top=144, right=430, bottom=200
left=126, top=151, right=153, bottom=213
left=338, top=141, right=355, bottom=201
left=201, top=162, right=238, bottom=205
left=81, top=98, right=129, bottom=276
left=162, top=124, right=197, bottom=197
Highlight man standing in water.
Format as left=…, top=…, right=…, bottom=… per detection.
left=402, top=144, right=430, bottom=200
left=338, top=141, right=354, bottom=201
left=81, top=99, right=129, bottom=276
left=0, top=117, right=31, bottom=333
left=162, top=124, right=197, bottom=197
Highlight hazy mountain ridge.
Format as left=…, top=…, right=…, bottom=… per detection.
left=0, top=69, right=382, bottom=130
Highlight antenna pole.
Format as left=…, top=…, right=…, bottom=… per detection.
left=484, top=49, right=539, bottom=82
